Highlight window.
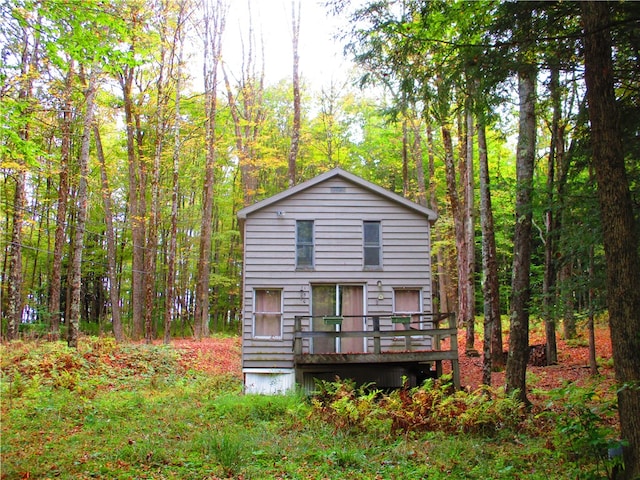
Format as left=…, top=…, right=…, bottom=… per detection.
left=254, top=289, right=282, bottom=338
left=363, top=221, right=381, bottom=268
left=393, top=289, right=422, bottom=330
left=296, top=220, right=314, bottom=268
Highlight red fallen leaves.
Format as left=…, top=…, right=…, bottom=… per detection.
left=173, top=326, right=614, bottom=394
left=173, top=336, right=242, bottom=378
left=454, top=324, right=615, bottom=393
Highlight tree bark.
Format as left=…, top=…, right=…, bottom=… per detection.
left=48, top=62, right=74, bottom=340
left=582, top=3, right=640, bottom=477
left=441, top=125, right=468, bottom=330
left=68, top=69, right=99, bottom=348
left=478, top=118, right=502, bottom=383
left=426, top=124, right=451, bottom=313
left=463, top=103, right=476, bottom=353
left=195, top=0, right=227, bottom=339
left=120, top=62, right=146, bottom=340
left=94, top=124, right=124, bottom=343
left=506, top=57, right=536, bottom=406
left=6, top=14, right=40, bottom=340
left=164, top=0, right=188, bottom=344
left=288, top=0, right=301, bottom=188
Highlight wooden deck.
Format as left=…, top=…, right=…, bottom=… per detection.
left=293, top=313, right=460, bottom=389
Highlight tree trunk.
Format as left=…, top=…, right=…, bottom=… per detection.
left=478, top=118, right=502, bottom=382
left=441, top=125, right=468, bottom=328
left=144, top=12, right=170, bottom=343
left=48, top=62, right=74, bottom=340
left=426, top=124, right=451, bottom=313
left=120, top=64, right=146, bottom=340
left=195, top=0, right=227, bottom=339
left=543, top=64, right=561, bottom=365
left=6, top=16, right=40, bottom=340
left=288, top=0, right=301, bottom=188
left=582, top=3, right=640, bottom=477
left=94, top=124, right=124, bottom=343
left=506, top=58, right=536, bottom=406
left=164, top=0, right=188, bottom=344
left=68, top=70, right=99, bottom=348
left=463, top=104, right=476, bottom=353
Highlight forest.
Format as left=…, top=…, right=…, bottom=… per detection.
left=1, top=0, right=639, bottom=477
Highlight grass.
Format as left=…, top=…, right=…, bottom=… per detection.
left=1, top=337, right=621, bottom=479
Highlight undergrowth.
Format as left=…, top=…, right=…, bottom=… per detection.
left=0, top=338, right=622, bottom=479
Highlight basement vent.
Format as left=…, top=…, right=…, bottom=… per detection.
left=330, top=186, right=346, bottom=193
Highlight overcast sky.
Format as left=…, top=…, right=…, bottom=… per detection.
left=221, top=1, right=351, bottom=89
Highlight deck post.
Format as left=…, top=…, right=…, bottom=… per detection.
left=448, top=313, right=461, bottom=389
left=372, top=316, right=381, bottom=354
left=294, top=316, right=302, bottom=355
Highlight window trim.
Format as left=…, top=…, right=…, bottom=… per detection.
left=253, top=288, right=283, bottom=339
left=363, top=220, right=382, bottom=269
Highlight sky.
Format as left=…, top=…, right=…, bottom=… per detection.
left=221, top=1, right=352, bottom=89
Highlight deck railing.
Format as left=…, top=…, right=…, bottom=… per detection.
left=293, top=312, right=460, bottom=388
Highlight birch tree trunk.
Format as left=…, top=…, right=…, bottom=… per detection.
left=68, top=69, right=99, bottom=348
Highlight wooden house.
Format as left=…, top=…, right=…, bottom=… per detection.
left=237, top=168, right=460, bottom=394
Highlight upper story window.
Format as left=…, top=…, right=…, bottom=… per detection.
left=363, top=221, right=382, bottom=268
left=296, top=220, right=314, bottom=268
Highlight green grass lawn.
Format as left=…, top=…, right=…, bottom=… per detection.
left=1, top=338, right=621, bottom=479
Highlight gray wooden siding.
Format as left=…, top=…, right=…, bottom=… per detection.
left=241, top=177, right=434, bottom=370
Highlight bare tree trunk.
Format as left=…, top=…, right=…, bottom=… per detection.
left=463, top=104, right=476, bottom=353
left=94, top=124, right=124, bottom=342
left=582, top=3, right=640, bottom=476
left=144, top=4, right=171, bottom=343
left=288, top=0, right=301, bottom=188
left=543, top=64, right=561, bottom=365
left=441, top=124, right=467, bottom=327
left=68, top=69, right=99, bottom=348
left=426, top=124, right=451, bottom=313
left=7, top=14, right=40, bottom=340
left=48, top=62, right=74, bottom=340
left=478, top=118, right=502, bottom=383
left=506, top=58, right=536, bottom=406
left=411, top=116, right=426, bottom=207
left=120, top=62, right=146, bottom=340
left=164, top=0, right=189, bottom=344
left=195, top=0, right=227, bottom=339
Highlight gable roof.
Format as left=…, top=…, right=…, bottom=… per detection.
left=237, top=167, right=437, bottom=221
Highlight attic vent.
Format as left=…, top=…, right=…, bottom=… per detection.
left=330, top=186, right=346, bottom=193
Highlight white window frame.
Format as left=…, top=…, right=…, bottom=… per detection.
left=253, top=289, right=283, bottom=339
